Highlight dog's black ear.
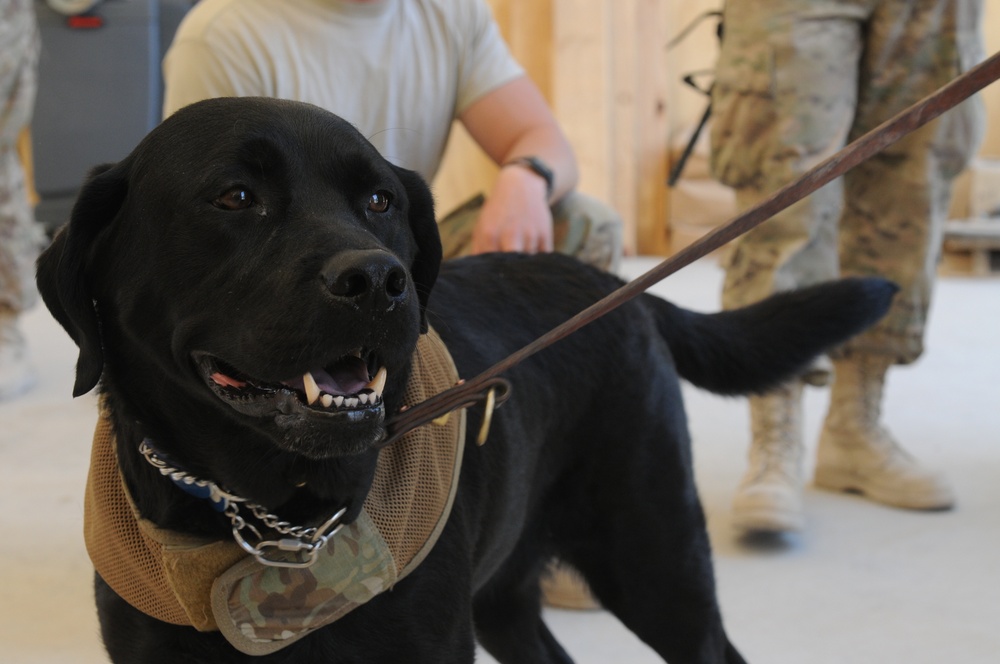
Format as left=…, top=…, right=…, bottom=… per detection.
left=392, top=165, right=441, bottom=333
left=36, top=162, right=128, bottom=397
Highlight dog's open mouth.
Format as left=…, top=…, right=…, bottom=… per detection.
left=193, top=349, right=387, bottom=417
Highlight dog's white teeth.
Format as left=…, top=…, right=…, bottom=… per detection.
left=302, top=368, right=384, bottom=410
left=366, top=366, right=387, bottom=398
left=303, top=371, right=321, bottom=405
left=351, top=348, right=363, bottom=358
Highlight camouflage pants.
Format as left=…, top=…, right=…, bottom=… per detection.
left=437, top=191, right=624, bottom=273
left=710, top=0, right=985, bottom=364
left=0, top=0, right=43, bottom=316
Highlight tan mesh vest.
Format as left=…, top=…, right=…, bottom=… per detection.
left=84, top=328, right=465, bottom=656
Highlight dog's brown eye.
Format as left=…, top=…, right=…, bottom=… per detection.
left=368, top=191, right=391, bottom=213
left=214, top=188, right=254, bottom=210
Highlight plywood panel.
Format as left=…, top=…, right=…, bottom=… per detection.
left=609, top=0, right=640, bottom=248
left=980, top=1, right=1000, bottom=158
left=551, top=0, right=612, bottom=204
left=552, top=0, right=672, bottom=255
left=633, top=0, right=672, bottom=255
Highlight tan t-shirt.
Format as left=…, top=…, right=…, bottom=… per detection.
left=162, top=0, right=524, bottom=181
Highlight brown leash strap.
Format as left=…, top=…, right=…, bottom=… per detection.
left=380, top=49, right=1000, bottom=449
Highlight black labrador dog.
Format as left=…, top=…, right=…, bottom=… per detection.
left=37, top=98, right=895, bottom=663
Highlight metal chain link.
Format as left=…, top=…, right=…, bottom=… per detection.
left=139, top=440, right=345, bottom=568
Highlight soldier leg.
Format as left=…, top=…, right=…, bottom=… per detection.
left=711, top=0, right=865, bottom=532
left=0, top=2, right=42, bottom=401
left=817, top=0, right=986, bottom=508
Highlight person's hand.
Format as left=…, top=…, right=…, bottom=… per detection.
left=471, top=165, right=553, bottom=254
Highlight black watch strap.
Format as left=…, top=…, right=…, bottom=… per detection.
left=503, top=156, right=554, bottom=200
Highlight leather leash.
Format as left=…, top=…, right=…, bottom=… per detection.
left=379, top=49, right=1000, bottom=450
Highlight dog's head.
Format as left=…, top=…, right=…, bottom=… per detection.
left=37, top=98, right=442, bottom=463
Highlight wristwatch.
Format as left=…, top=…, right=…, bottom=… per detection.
left=503, top=156, right=555, bottom=200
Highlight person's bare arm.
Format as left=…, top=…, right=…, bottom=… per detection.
left=459, top=76, right=579, bottom=254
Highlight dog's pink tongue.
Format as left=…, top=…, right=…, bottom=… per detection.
left=285, top=356, right=370, bottom=396
left=317, top=359, right=369, bottom=395
left=211, top=372, right=246, bottom=388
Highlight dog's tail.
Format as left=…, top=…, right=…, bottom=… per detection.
left=643, top=277, right=898, bottom=395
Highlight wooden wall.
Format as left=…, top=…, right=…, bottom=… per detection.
left=979, top=1, right=1000, bottom=158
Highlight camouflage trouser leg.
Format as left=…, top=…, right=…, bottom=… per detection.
left=711, top=0, right=984, bottom=364
left=720, top=182, right=842, bottom=310
left=839, top=102, right=983, bottom=363
left=0, top=0, right=43, bottom=317
left=437, top=192, right=624, bottom=273
left=0, top=147, right=44, bottom=316
left=836, top=0, right=985, bottom=363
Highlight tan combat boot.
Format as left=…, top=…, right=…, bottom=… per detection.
left=540, top=559, right=600, bottom=611
left=814, top=354, right=953, bottom=510
left=732, top=381, right=805, bottom=533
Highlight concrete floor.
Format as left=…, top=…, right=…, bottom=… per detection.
left=2, top=256, right=998, bottom=663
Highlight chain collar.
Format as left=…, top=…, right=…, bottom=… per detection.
left=139, top=439, right=346, bottom=569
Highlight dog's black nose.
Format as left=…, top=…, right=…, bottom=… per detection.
left=323, top=250, right=408, bottom=308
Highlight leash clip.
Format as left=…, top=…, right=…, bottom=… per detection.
left=236, top=534, right=323, bottom=569
left=232, top=506, right=347, bottom=569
